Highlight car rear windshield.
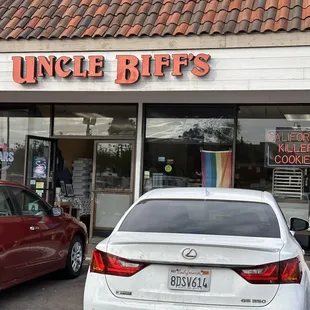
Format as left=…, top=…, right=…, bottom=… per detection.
left=119, top=199, right=281, bottom=238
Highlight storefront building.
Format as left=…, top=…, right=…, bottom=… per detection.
left=1, top=0, right=310, bottom=243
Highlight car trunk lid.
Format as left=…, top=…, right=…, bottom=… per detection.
left=101, top=232, right=283, bottom=307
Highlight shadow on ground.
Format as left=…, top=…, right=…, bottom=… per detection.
left=0, top=264, right=88, bottom=310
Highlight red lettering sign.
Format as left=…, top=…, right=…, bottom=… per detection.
left=12, top=53, right=211, bottom=84
left=266, top=130, right=310, bottom=167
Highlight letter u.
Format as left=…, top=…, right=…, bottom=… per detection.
left=12, top=56, right=37, bottom=84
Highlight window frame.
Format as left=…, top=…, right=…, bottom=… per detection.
left=142, top=104, right=238, bottom=193
left=7, top=185, right=52, bottom=217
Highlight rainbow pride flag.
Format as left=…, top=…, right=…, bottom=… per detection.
left=201, top=150, right=232, bottom=188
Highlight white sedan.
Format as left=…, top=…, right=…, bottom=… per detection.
left=84, top=188, right=310, bottom=310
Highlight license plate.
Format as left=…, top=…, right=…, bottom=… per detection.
left=168, top=267, right=211, bottom=292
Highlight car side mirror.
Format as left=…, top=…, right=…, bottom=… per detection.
left=290, top=217, right=309, bottom=231
left=51, top=206, right=63, bottom=217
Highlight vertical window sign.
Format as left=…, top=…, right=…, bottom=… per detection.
left=265, top=129, right=310, bottom=167
left=32, top=156, right=48, bottom=178
left=0, top=144, right=14, bottom=171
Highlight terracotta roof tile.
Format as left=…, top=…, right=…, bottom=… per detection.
left=98, top=13, right=113, bottom=25
left=67, top=14, right=82, bottom=27
left=185, top=21, right=199, bottom=33
left=49, top=26, right=65, bottom=37
left=80, top=0, right=92, bottom=5
left=137, top=2, right=151, bottom=14
left=26, top=16, right=40, bottom=28
left=289, top=5, right=302, bottom=18
left=94, top=3, right=108, bottom=16
left=28, top=26, right=45, bottom=38
left=17, top=27, right=33, bottom=39
left=2, top=7, right=17, bottom=19
left=164, top=22, right=177, bottom=34
left=93, top=24, right=109, bottom=36
left=59, top=24, right=75, bottom=37
left=166, top=11, right=181, bottom=24
left=82, top=24, right=97, bottom=35
left=247, top=18, right=262, bottom=31
left=32, top=6, right=48, bottom=19
left=0, top=1, right=13, bottom=9
left=46, top=16, right=61, bottom=28
left=37, top=27, right=55, bottom=39
left=84, top=4, right=98, bottom=16
left=133, top=12, right=147, bottom=25
left=126, top=2, right=140, bottom=15
left=0, top=17, right=9, bottom=30
left=2, top=0, right=310, bottom=40
left=0, top=27, right=11, bottom=38
left=71, top=25, right=87, bottom=37
left=150, top=23, right=165, bottom=35
left=287, top=17, right=301, bottom=29
left=42, top=5, right=58, bottom=18
left=126, top=23, right=142, bottom=35
left=15, top=16, right=30, bottom=28
left=4, top=16, right=19, bottom=29
left=0, top=7, right=6, bottom=17
left=14, top=7, right=26, bottom=18
left=173, top=22, right=188, bottom=34
left=5, top=26, right=22, bottom=38
left=35, top=16, right=50, bottom=28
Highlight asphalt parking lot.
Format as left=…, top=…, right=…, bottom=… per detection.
left=0, top=263, right=89, bottom=310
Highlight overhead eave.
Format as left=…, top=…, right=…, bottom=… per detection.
left=0, top=32, right=310, bottom=53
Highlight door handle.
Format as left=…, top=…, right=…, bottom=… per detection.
left=30, top=226, right=40, bottom=231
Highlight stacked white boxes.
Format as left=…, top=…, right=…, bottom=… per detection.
left=72, top=158, right=92, bottom=197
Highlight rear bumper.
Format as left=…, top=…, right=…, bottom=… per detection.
left=83, top=271, right=309, bottom=310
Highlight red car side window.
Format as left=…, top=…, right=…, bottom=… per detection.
left=11, top=187, right=49, bottom=217
left=0, top=188, right=15, bottom=217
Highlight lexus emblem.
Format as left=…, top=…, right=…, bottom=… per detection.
left=182, top=248, right=198, bottom=259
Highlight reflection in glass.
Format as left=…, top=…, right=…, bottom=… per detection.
left=143, top=105, right=235, bottom=192
left=25, top=138, right=51, bottom=201
left=54, top=105, right=137, bottom=136
left=0, top=106, right=50, bottom=184
left=95, top=143, right=132, bottom=190
left=236, top=106, right=310, bottom=194
left=236, top=105, right=310, bottom=224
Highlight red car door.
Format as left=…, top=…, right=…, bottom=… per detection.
left=0, top=186, right=26, bottom=286
left=9, top=186, right=67, bottom=275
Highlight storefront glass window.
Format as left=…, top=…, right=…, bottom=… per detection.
left=143, top=105, right=235, bottom=192
left=236, top=105, right=310, bottom=225
left=53, top=105, right=137, bottom=136
left=0, top=105, right=50, bottom=184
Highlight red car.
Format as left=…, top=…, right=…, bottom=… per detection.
left=0, top=181, right=88, bottom=290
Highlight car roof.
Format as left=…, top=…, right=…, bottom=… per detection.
left=0, top=180, right=28, bottom=188
left=139, top=187, right=267, bottom=203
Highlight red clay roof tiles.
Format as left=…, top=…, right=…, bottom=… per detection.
left=0, top=0, right=310, bottom=40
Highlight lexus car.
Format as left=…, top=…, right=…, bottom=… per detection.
left=0, top=181, right=87, bottom=291
left=84, top=187, right=310, bottom=310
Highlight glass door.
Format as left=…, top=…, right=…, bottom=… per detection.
left=91, top=140, right=135, bottom=237
left=24, top=135, right=56, bottom=204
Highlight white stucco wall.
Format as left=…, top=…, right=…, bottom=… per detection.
left=1, top=46, right=310, bottom=92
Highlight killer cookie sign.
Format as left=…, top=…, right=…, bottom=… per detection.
left=12, top=53, right=211, bottom=85
left=266, top=129, right=310, bottom=167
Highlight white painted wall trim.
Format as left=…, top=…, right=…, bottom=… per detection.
left=1, top=32, right=310, bottom=53
left=3, top=46, right=310, bottom=92
left=134, top=102, right=144, bottom=201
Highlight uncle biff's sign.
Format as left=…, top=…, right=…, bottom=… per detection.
left=12, top=53, right=211, bottom=85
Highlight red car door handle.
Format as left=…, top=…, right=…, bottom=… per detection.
left=30, top=226, right=40, bottom=231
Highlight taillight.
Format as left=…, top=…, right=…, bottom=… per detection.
left=234, top=257, right=302, bottom=284
left=90, top=249, right=147, bottom=277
